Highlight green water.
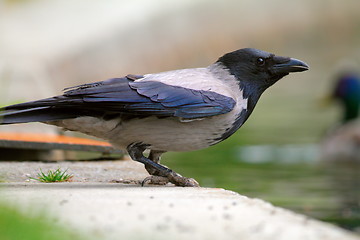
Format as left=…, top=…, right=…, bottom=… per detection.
left=162, top=142, right=360, bottom=232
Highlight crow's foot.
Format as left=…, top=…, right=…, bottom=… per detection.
left=142, top=171, right=199, bottom=187
left=127, top=145, right=199, bottom=187
left=141, top=176, right=169, bottom=186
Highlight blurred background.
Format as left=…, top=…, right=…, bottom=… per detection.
left=0, top=0, right=359, bottom=232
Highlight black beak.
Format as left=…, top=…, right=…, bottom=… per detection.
left=272, top=58, right=309, bottom=74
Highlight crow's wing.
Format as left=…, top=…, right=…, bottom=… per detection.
left=0, top=76, right=236, bottom=124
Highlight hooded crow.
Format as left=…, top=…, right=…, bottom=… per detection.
left=0, top=48, right=309, bottom=186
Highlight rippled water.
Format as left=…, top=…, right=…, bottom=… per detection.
left=165, top=144, right=360, bottom=232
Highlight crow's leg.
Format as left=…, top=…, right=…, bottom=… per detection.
left=142, top=150, right=169, bottom=185
left=142, top=150, right=175, bottom=185
left=144, top=150, right=165, bottom=175
left=127, top=143, right=199, bottom=187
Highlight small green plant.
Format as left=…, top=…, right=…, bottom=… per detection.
left=31, top=168, right=73, bottom=183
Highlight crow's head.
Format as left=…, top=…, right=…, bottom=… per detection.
left=217, top=48, right=309, bottom=94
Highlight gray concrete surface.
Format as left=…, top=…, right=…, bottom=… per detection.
left=0, top=160, right=359, bottom=240
left=0, top=158, right=147, bottom=183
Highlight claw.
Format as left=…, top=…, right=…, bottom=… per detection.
left=141, top=174, right=200, bottom=187
left=181, top=177, right=200, bottom=187
left=141, top=176, right=170, bottom=186
left=166, top=171, right=200, bottom=187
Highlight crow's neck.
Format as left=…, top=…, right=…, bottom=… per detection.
left=214, top=80, right=265, bottom=143
left=234, top=81, right=265, bottom=127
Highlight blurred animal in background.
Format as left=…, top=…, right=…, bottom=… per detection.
left=320, top=70, right=360, bottom=222
left=0, top=48, right=309, bottom=187
left=332, top=71, right=360, bottom=123
left=321, top=70, right=360, bottom=162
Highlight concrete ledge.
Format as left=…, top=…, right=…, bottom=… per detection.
left=1, top=185, right=358, bottom=240
left=0, top=161, right=359, bottom=240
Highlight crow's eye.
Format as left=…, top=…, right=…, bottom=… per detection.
left=256, top=57, right=265, bottom=66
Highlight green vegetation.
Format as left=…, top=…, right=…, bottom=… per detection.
left=0, top=203, right=82, bottom=240
left=32, top=168, right=73, bottom=183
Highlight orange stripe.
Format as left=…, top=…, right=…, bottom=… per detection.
left=0, top=133, right=112, bottom=147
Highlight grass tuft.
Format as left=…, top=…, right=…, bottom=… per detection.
left=31, top=168, right=73, bottom=183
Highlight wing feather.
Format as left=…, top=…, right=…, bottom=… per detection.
left=1, top=75, right=236, bottom=124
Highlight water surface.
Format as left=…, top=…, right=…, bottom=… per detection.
left=164, top=144, right=360, bottom=232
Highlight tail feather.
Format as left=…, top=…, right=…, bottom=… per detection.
left=0, top=107, right=83, bottom=124
left=0, top=77, right=134, bottom=125
left=3, top=96, right=80, bottom=111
